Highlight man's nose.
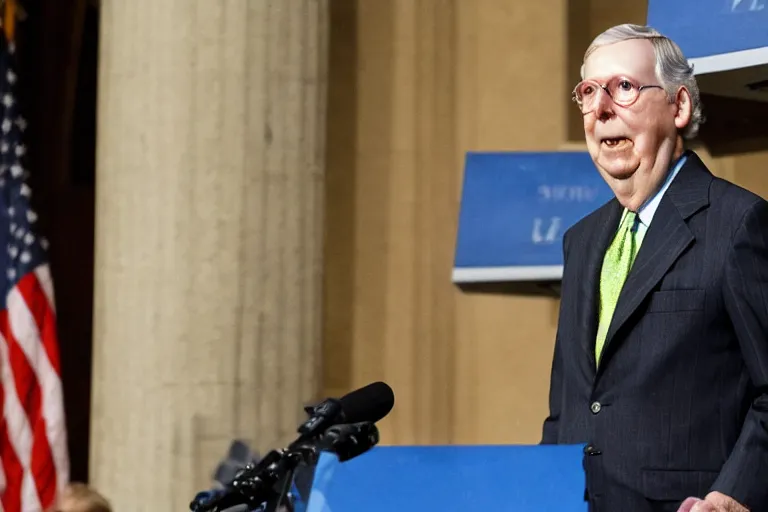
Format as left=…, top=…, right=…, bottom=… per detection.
left=593, top=88, right=614, bottom=119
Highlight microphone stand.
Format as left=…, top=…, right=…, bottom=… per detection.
left=260, top=443, right=319, bottom=512
left=262, top=459, right=299, bottom=512
left=264, top=421, right=381, bottom=511
left=189, top=422, right=379, bottom=512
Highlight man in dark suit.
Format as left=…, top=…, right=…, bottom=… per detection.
left=541, top=23, right=768, bottom=512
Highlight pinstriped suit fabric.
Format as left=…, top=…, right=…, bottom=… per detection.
left=542, top=151, right=768, bottom=512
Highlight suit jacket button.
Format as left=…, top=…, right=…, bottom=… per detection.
left=590, top=401, right=602, bottom=414
left=584, top=444, right=601, bottom=456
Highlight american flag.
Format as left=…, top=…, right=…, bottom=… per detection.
left=0, top=38, right=69, bottom=511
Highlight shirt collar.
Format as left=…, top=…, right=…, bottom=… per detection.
left=636, top=153, right=687, bottom=227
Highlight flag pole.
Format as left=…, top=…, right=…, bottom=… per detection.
left=3, top=0, right=15, bottom=43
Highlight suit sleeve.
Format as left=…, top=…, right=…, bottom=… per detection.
left=541, top=331, right=563, bottom=444
left=712, top=199, right=768, bottom=509
left=541, top=230, right=571, bottom=445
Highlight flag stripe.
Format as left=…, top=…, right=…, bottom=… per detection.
left=7, top=277, right=66, bottom=509
left=0, top=451, right=7, bottom=510
left=31, top=267, right=54, bottom=316
left=0, top=356, right=21, bottom=512
left=0, top=320, right=39, bottom=512
left=15, top=272, right=60, bottom=376
left=0, top=310, right=49, bottom=511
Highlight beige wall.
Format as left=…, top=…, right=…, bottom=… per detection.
left=322, top=0, right=768, bottom=446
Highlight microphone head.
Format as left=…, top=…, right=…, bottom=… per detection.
left=339, top=381, right=394, bottom=424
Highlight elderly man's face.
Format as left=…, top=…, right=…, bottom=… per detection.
left=581, top=38, right=690, bottom=209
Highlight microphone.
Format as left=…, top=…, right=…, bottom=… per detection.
left=296, top=381, right=394, bottom=441
left=190, top=382, right=395, bottom=512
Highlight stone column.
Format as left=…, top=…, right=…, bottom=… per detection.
left=89, top=1, right=328, bottom=509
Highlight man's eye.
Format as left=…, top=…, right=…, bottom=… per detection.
left=618, top=80, right=633, bottom=91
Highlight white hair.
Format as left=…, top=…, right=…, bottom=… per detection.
left=581, top=24, right=704, bottom=140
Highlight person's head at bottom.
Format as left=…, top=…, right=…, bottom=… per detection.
left=54, top=482, right=112, bottom=512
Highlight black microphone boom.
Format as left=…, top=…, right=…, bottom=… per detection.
left=297, top=381, right=394, bottom=441
left=190, top=382, right=395, bottom=512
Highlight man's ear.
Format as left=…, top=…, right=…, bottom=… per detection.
left=673, top=86, right=692, bottom=131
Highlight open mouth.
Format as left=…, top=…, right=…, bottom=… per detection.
left=601, top=137, right=631, bottom=148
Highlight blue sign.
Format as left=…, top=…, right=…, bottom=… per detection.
left=452, top=152, right=612, bottom=283
left=648, top=0, right=768, bottom=62
left=307, top=444, right=587, bottom=512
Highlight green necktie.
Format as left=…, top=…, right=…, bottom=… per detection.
left=595, top=210, right=644, bottom=365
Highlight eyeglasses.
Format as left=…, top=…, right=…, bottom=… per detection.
left=572, top=76, right=664, bottom=114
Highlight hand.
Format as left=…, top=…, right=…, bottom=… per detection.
left=677, top=492, right=749, bottom=512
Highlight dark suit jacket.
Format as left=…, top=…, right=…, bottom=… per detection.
left=542, top=151, right=768, bottom=512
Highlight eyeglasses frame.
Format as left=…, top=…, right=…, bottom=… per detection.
left=572, top=77, right=666, bottom=114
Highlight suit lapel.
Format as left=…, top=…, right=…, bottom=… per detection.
left=598, top=152, right=712, bottom=369
left=575, top=199, right=623, bottom=374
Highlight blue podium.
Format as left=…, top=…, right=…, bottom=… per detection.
left=305, top=444, right=587, bottom=512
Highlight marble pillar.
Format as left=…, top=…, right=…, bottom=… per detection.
left=90, top=1, right=328, bottom=508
